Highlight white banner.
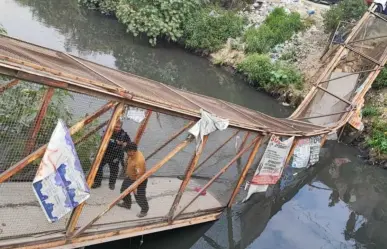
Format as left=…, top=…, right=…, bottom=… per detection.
left=309, top=136, right=322, bottom=165
left=32, top=120, right=90, bottom=223
left=244, top=135, right=294, bottom=201
left=291, top=138, right=310, bottom=169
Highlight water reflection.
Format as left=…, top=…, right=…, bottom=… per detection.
left=3, top=0, right=291, bottom=117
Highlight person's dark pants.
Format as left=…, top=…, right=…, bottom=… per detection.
left=94, top=153, right=121, bottom=186
left=120, top=178, right=149, bottom=213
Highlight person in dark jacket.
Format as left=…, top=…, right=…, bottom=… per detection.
left=92, top=120, right=131, bottom=190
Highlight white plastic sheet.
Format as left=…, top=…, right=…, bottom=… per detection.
left=32, top=120, right=90, bottom=223
left=126, top=107, right=146, bottom=123
left=291, top=138, right=310, bottom=169
left=244, top=135, right=294, bottom=201
left=189, top=109, right=229, bottom=152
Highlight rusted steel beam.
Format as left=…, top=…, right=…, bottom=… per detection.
left=238, top=131, right=250, bottom=153
left=219, top=100, right=267, bottom=127
left=371, top=10, right=387, bottom=23
left=295, top=110, right=352, bottom=121
left=318, top=68, right=380, bottom=85
left=0, top=101, right=117, bottom=184
left=66, top=103, right=125, bottom=236
left=69, top=136, right=194, bottom=239
left=160, top=83, right=203, bottom=110
left=227, top=136, right=263, bottom=207
left=320, top=134, right=328, bottom=147
left=3, top=212, right=221, bottom=249
left=284, top=138, right=299, bottom=167
left=23, top=87, right=55, bottom=156
left=172, top=136, right=261, bottom=221
left=0, top=54, right=122, bottom=93
left=316, top=85, right=352, bottom=105
left=74, top=121, right=108, bottom=145
left=0, top=78, right=19, bottom=94
left=344, top=44, right=383, bottom=66
left=145, top=121, right=194, bottom=160
left=167, top=136, right=208, bottom=224
left=61, top=52, right=129, bottom=91
left=193, top=130, right=240, bottom=173
left=290, top=5, right=376, bottom=119
left=134, top=110, right=152, bottom=145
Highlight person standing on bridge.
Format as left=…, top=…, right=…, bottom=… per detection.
left=118, top=142, right=149, bottom=218
left=92, top=119, right=131, bottom=190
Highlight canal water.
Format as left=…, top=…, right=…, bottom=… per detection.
left=1, top=0, right=387, bottom=248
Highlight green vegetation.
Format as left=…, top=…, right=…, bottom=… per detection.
left=0, top=24, right=6, bottom=35
left=183, top=7, right=245, bottom=52
left=79, top=0, right=119, bottom=15
left=79, top=0, right=198, bottom=46
left=237, top=54, right=303, bottom=91
left=322, top=0, right=367, bottom=33
left=367, top=121, right=387, bottom=156
left=244, top=8, right=304, bottom=54
left=362, top=106, right=380, bottom=117
left=374, top=67, right=387, bottom=89
left=0, top=82, right=100, bottom=172
left=116, top=0, right=198, bottom=46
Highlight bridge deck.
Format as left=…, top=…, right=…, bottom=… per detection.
left=0, top=35, right=324, bottom=136
left=0, top=178, right=222, bottom=240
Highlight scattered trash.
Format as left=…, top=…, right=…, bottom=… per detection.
left=282, top=102, right=290, bottom=106
left=333, top=158, right=352, bottom=167
left=307, top=9, right=315, bottom=16
left=194, top=187, right=207, bottom=196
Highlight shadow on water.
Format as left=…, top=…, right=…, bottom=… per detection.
left=2, top=0, right=387, bottom=248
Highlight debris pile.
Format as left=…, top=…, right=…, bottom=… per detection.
left=241, top=0, right=330, bottom=86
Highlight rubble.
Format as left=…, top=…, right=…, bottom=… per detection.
left=241, top=0, right=330, bottom=90
left=211, top=0, right=331, bottom=95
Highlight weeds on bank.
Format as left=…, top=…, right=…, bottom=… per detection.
left=373, top=67, right=387, bottom=89
left=367, top=121, right=387, bottom=156
left=237, top=54, right=303, bottom=91
left=0, top=24, right=6, bottom=35
left=237, top=8, right=305, bottom=91
left=362, top=106, right=381, bottom=117
left=323, top=0, right=367, bottom=33
left=183, top=7, right=245, bottom=52
left=244, top=8, right=304, bottom=54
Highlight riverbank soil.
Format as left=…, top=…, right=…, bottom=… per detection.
left=210, top=0, right=330, bottom=104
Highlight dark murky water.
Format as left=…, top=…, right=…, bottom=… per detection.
left=1, top=0, right=387, bottom=248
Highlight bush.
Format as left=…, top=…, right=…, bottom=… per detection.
left=367, top=121, right=387, bottom=155
left=116, top=0, right=198, bottom=46
left=374, top=67, right=387, bottom=89
left=362, top=106, right=380, bottom=117
left=0, top=24, right=6, bottom=35
left=78, top=0, right=119, bottom=15
left=244, top=8, right=304, bottom=53
left=183, top=7, right=245, bottom=52
left=323, top=0, right=367, bottom=34
left=0, top=82, right=101, bottom=172
left=237, top=53, right=303, bottom=90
